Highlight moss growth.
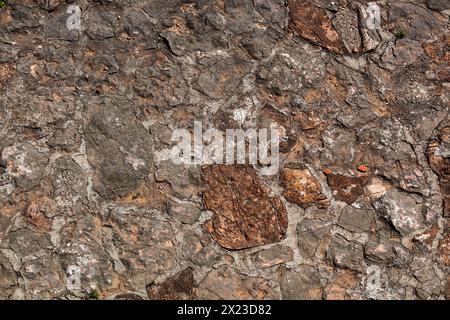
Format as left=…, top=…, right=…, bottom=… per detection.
left=88, top=289, right=100, bottom=300
left=0, top=1, right=6, bottom=9
left=395, top=29, right=406, bottom=39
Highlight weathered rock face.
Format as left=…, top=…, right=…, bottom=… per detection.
left=197, top=265, right=277, bottom=300
left=327, top=174, right=369, bottom=204
left=1, top=143, right=48, bottom=192
left=281, top=166, right=328, bottom=208
left=373, top=189, right=424, bottom=236
left=288, top=0, right=346, bottom=54
left=202, top=165, right=288, bottom=250
left=280, top=266, right=323, bottom=299
left=428, top=124, right=450, bottom=217
left=84, top=96, right=155, bottom=198
left=0, top=0, right=448, bottom=300
left=147, top=268, right=195, bottom=300
left=297, top=218, right=332, bottom=259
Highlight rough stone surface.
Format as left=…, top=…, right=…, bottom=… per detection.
left=373, top=189, right=424, bottom=236
left=202, top=165, right=288, bottom=250
left=251, top=244, right=294, bottom=268
left=280, top=266, right=323, bottom=299
left=289, top=0, right=346, bottom=54
left=327, top=174, right=369, bottom=204
left=147, top=268, right=195, bottom=300
left=197, top=265, right=277, bottom=300
left=281, top=166, right=328, bottom=208
left=338, top=206, right=374, bottom=233
left=297, top=218, right=332, bottom=259
left=0, top=0, right=448, bottom=300
left=327, top=235, right=364, bottom=272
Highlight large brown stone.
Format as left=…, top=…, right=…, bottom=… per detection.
left=288, top=0, right=346, bottom=54
left=202, top=165, right=288, bottom=250
left=327, top=174, right=369, bottom=204
left=147, top=268, right=195, bottom=300
left=281, top=166, right=328, bottom=208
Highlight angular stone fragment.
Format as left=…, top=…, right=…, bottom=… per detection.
left=52, top=157, right=87, bottom=200
left=225, top=0, right=256, bottom=34
left=280, top=266, right=323, bottom=300
left=338, top=206, right=374, bottom=233
left=45, top=13, right=79, bottom=42
left=0, top=253, right=17, bottom=294
left=297, top=218, right=332, bottom=259
left=107, top=208, right=177, bottom=291
left=241, top=30, right=277, bottom=60
left=281, top=166, right=328, bottom=208
left=321, top=125, right=357, bottom=167
left=166, top=199, right=201, bottom=224
left=124, top=9, right=159, bottom=45
left=202, top=165, right=288, bottom=250
left=333, top=8, right=361, bottom=53
left=389, top=2, right=443, bottom=41
left=84, top=96, right=154, bottom=198
left=327, top=174, right=369, bottom=204
left=365, top=229, right=397, bottom=263
left=182, top=232, right=218, bottom=267
left=439, top=229, right=450, bottom=267
left=25, top=201, right=52, bottom=231
left=85, top=11, right=116, bottom=40
left=427, top=125, right=450, bottom=217
left=411, top=256, right=442, bottom=297
left=8, top=229, right=52, bottom=257
left=251, top=244, right=294, bottom=268
left=195, top=57, right=252, bottom=99
left=20, top=255, right=65, bottom=299
left=288, top=0, right=346, bottom=54
left=1, top=143, right=48, bottom=192
left=356, top=118, right=429, bottom=194
left=156, top=162, right=201, bottom=200
left=324, top=269, right=360, bottom=300
left=380, top=41, right=424, bottom=71
left=147, top=268, right=195, bottom=300
left=373, top=189, right=424, bottom=236
left=197, top=265, right=277, bottom=299
left=255, top=0, right=288, bottom=32
left=327, top=235, right=364, bottom=272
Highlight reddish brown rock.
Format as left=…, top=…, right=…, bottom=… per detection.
left=281, top=166, right=328, bottom=208
left=446, top=276, right=450, bottom=300
left=427, top=125, right=450, bottom=217
left=422, top=35, right=450, bottom=64
left=25, top=201, right=52, bottom=231
left=147, top=268, right=195, bottom=300
left=439, top=228, right=450, bottom=267
left=202, top=165, right=288, bottom=250
left=325, top=269, right=361, bottom=300
left=327, top=174, right=369, bottom=204
left=324, top=269, right=361, bottom=300
left=288, top=0, right=346, bottom=54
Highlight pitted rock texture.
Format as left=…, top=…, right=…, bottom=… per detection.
left=202, top=165, right=288, bottom=250
left=0, top=0, right=448, bottom=300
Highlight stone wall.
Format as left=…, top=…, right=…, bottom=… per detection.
left=0, top=0, right=448, bottom=299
